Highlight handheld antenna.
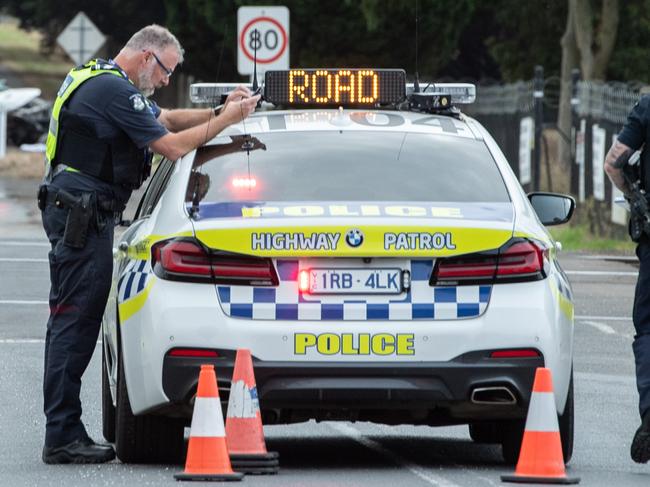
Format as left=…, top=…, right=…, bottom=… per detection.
left=191, top=20, right=229, bottom=219
left=414, top=0, right=420, bottom=93
left=252, top=28, right=259, bottom=92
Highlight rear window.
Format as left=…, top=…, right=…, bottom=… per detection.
left=187, top=131, right=510, bottom=203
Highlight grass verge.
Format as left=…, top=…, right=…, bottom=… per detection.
left=548, top=223, right=636, bottom=253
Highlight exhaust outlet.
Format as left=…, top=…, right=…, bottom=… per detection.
left=471, top=386, right=517, bottom=405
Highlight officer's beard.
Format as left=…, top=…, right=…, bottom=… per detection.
left=137, top=63, right=156, bottom=98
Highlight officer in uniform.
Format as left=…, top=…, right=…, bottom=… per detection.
left=604, top=95, right=650, bottom=463
left=39, top=24, right=259, bottom=464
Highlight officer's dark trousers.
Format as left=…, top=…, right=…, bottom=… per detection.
left=41, top=202, right=113, bottom=447
left=634, top=239, right=650, bottom=419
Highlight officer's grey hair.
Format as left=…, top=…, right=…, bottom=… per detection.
left=124, top=24, right=184, bottom=63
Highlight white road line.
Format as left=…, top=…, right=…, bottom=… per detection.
left=0, top=241, right=49, bottom=247
left=575, top=315, right=631, bottom=321
left=0, top=339, right=103, bottom=345
left=580, top=320, right=633, bottom=340
left=582, top=320, right=617, bottom=334
left=0, top=300, right=48, bottom=305
left=0, top=258, right=48, bottom=263
left=328, top=422, right=462, bottom=487
left=565, top=270, right=638, bottom=276
left=0, top=339, right=45, bottom=344
left=575, top=371, right=636, bottom=385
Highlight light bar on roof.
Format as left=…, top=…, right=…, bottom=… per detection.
left=189, top=83, right=244, bottom=103
left=406, top=83, right=476, bottom=104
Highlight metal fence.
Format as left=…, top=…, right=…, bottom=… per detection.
left=465, top=72, right=644, bottom=228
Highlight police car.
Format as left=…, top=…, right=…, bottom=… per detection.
left=101, top=69, right=576, bottom=465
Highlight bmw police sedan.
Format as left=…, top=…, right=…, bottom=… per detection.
left=101, top=69, right=576, bottom=465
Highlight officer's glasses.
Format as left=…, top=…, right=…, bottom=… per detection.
left=150, top=52, right=173, bottom=78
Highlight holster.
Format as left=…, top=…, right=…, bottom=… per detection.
left=37, top=185, right=48, bottom=211
left=62, top=192, right=94, bottom=249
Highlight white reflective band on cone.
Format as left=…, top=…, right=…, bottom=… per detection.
left=524, top=392, right=560, bottom=432
left=189, top=397, right=225, bottom=437
left=226, top=380, right=258, bottom=419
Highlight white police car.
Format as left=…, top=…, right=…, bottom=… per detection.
left=101, top=69, right=576, bottom=465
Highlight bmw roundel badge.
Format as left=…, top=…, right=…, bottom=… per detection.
left=345, top=228, right=364, bottom=248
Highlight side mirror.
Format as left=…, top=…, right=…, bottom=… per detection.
left=527, top=192, right=575, bottom=226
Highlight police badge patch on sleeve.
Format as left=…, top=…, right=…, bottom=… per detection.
left=130, top=94, right=146, bottom=111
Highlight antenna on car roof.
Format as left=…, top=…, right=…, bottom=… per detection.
left=413, top=0, right=420, bottom=93
left=251, top=28, right=259, bottom=93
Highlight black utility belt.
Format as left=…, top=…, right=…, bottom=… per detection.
left=44, top=189, right=118, bottom=213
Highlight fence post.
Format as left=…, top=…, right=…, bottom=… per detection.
left=533, top=66, right=544, bottom=192
left=570, top=68, right=581, bottom=196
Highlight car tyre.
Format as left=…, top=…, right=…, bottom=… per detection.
left=469, top=422, right=502, bottom=443
left=115, top=345, right=186, bottom=464
left=501, top=369, right=575, bottom=465
left=500, top=418, right=526, bottom=465
left=558, top=370, right=574, bottom=463
left=101, top=345, right=116, bottom=443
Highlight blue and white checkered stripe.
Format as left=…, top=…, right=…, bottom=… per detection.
left=217, top=259, right=491, bottom=320
left=118, top=259, right=150, bottom=302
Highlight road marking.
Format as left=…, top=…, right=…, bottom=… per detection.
left=582, top=320, right=616, bottom=334
left=580, top=320, right=633, bottom=340
left=565, top=270, right=637, bottom=277
left=0, top=258, right=48, bottom=263
left=0, top=338, right=103, bottom=345
left=0, top=300, right=48, bottom=305
left=575, top=315, right=631, bottom=321
left=575, top=371, right=636, bottom=385
left=328, top=422, right=462, bottom=487
left=0, top=338, right=45, bottom=344
left=0, top=241, right=49, bottom=247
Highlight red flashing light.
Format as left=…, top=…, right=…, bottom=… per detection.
left=299, top=269, right=310, bottom=292
left=232, top=177, right=257, bottom=188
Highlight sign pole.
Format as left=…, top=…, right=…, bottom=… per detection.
left=0, top=110, right=6, bottom=158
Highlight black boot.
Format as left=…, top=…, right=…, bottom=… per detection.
left=42, top=438, right=115, bottom=464
left=631, top=411, right=650, bottom=463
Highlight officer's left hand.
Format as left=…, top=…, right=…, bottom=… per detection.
left=224, top=86, right=252, bottom=110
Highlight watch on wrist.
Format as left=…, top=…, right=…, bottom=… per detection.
left=213, top=105, right=223, bottom=116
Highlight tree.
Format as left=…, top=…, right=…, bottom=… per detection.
left=558, top=0, right=619, bottom=175
left=162, top=0, right=477, bottom=83
left=483, top=1, right=567, bottom=82
left=1, top=0, right=166, bottom=55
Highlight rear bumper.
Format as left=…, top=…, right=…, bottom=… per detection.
left=161, top=350, right=544, bottom=424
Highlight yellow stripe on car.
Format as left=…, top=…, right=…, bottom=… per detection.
left=195, top=226, right=512, bottom=257
left=118, top=277, right=156, bottom=323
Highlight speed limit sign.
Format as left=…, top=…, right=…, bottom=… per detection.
left=237, top=6, right=289, bottom=76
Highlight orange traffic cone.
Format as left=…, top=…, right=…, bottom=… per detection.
left=501, top=367, right=579, bottom=484
left=226, top=349, right=279, bottom=474
left=175, top=364, right=243, bottom=482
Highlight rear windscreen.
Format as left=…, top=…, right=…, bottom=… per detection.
left=187, top=131, right=510, bottom=203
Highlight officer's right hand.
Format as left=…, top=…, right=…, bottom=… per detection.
left=221, top=95, right=261, bottom=126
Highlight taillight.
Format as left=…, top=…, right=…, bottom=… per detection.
left=152, top=240, right=212, bottom=278
left=152, top=238, right=278, bottom=285
left=211, top=256, right=278, bottom=285
left=431, top=238, right=548, bottom=286
left=496, top=240, right=547, bottom=279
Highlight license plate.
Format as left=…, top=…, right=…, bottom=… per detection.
left=307, top=268, right=402, bottom=295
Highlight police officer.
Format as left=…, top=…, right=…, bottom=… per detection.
left=604, top=96, right=650, bottom=463
left=40, top=24, right=260, bottom=464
